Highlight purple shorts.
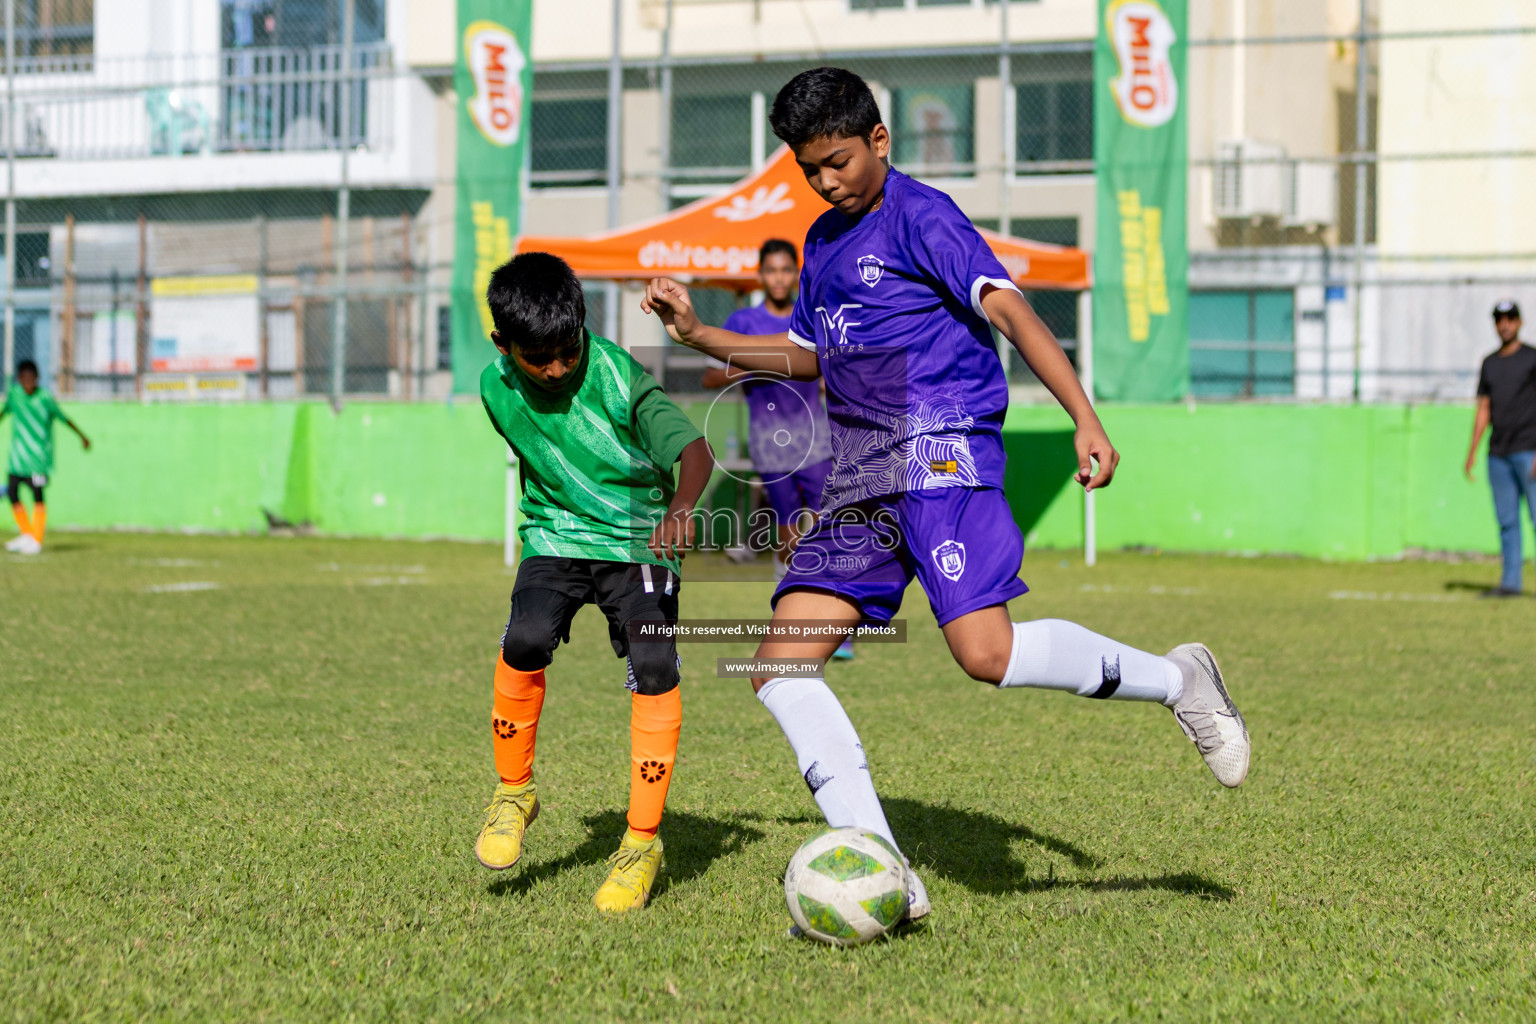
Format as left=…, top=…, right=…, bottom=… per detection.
left=772, top=487, right=1029, bottom=626
left=760, top=458, right=834, bottom=522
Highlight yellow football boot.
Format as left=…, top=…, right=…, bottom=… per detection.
left=475, top=780, right=540, bottom=870
left=592, top=828, right=663, bottom=912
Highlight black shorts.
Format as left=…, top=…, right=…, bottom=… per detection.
left=7, top=473, right=45, bottom=505
left=500, top=556, right=681, bottom=696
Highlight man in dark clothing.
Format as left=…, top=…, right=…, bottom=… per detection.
left=1466, top=299, right=1536, bottom=596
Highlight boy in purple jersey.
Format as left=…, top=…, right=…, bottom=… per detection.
left=705, top=239, right=854, bottom=660
left=644, top=68, right=1249, bottom=924
left=704, top=240, right=835, bottom=575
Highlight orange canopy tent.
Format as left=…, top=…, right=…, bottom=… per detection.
left=515, top=146, right=1090, bottom=292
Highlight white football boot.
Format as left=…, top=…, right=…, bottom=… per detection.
left=1166, top=643, right=1249, bottom=788
left=15, top=534, right=41, bottom=556
left=5, top=534, right=28, bottom=552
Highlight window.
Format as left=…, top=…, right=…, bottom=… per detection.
left=1189, top=290, right=1295, bottom=398
left=218, top=0, right=388, bottom=153
left=9, top=0, right=92, bottom=58
left=583, top=286, right=607, bottom=339
left=530, top=97, right=608, bottom=183
left=973, top=217, right=1079, bottom=368
left=1013, top=219, right=1078, bottom=348
left=10, top=232, right=50, bottom=286
left=1009, top=218, right=1078, bottom=247
left=436, top=305, right=451, bottom=371
left=1016, top=75, right=1092, bottom=170
left=671, top=94, right=754, bottom=176
left=891, top=85, right=974, bottom=174
left=221, top=0, right=385, bottom=50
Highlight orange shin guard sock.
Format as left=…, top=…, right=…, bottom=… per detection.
left=30, top=503, right=45, bottom=542
left=492, top=658, right=546, bottom=787
left=11, top=503, right=31, bottom=537
left=627, top=687, right=682, bottom=837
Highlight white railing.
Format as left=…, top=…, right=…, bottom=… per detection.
left=0, top=42, right=394, bottom=161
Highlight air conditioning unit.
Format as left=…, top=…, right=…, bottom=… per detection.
left=1284, top=160, right=1337, bottom=228
left=1214, top=140, right=1287, bottom=219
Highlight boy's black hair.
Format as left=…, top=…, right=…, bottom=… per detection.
left=486, top=252, right=587, bottom=358
left=758, top=238, right=798, bottom=266
left=15, top=359, right=37, bottom=376
left=769, top=67, right=882, bottom=150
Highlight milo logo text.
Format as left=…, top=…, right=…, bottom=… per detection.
left=1106, top=0, right=1179, bottom=129
left=463, top=20, right=525, bottom=147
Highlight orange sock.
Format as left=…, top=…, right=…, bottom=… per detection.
left=30, top=503, right=45, bottom=542
left=11, top=503, right=30, bottom=538
left=627, top=687, right=682, bottom=837
left=492, top=657, right=546, bottom=787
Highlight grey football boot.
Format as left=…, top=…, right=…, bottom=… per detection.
left=1166, top=644, right=1249, bottom=788
left=903, top=860, right=930, bottom=922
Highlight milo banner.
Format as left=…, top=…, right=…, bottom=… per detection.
left=1092, top=0, right=1189, bottom=400
left=451, top=2, right=533, bottom=393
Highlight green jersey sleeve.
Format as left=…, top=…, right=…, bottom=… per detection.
left=631, top=383, right=704, bottom=468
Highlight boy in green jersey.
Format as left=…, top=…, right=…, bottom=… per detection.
left=475, top=253, right=713, bottom=913
left=2, top=360, right=90, bottom=555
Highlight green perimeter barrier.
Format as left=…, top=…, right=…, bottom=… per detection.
left=25, top=400, right=1526, bottom=560
left=1003, top=403, right=1525, bottom=559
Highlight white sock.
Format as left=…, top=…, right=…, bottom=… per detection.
left=756, top=676, right=899, bottom=850
left=773, top=556, right=789, bottom=582
left=1001, top=619, right=1183, bottom=706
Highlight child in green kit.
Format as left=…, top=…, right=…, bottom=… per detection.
left=474, top=252, right=713, bottom=912
left=3, top=360, right=91, bottom=555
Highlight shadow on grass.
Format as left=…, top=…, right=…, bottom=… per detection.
left=884, top=797, right=1233, bottom=901
left=36, top=541, right=90, bottom=554
left=486, top=809, right=767, bottom=903
left=1443, top=580, right=1497, bottom=592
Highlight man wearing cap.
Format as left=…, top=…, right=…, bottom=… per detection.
left=1466, top=300, right=1536, bottom=597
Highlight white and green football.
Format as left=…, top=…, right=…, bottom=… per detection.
left=783, top=827, right=909, bottom=946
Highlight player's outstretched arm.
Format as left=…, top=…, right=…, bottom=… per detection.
left=982, top=285, right=1118, bottom=491
left=642, top=278, right=821, bottom=380
left=1465, top=396, right=1491, bottom=481
left=63, top=417, right=91, bottom=451
left=650, top=436, right=713, bottom=561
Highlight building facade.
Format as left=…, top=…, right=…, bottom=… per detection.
left=6, top=0, right=1531, bottom=402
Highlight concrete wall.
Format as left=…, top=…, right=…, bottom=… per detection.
left=27, top=400, right=1521, bottom=561
left=1004, top=402, right=1521, bottom=558
left=1378, top=0, right=1536, bottom=260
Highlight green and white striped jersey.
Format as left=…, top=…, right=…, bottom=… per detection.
left=479, top=332, right=703, bottom=571
left=4, top=384, right=64, bottom=478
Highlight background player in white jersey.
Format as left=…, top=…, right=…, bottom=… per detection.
left=644, top=67, right=1249, bottom=923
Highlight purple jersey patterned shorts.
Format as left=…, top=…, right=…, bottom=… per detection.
left=772, top=486, right=1029, bottom=626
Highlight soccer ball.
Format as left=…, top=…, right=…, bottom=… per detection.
left=783, top=827, right=909, bottom=946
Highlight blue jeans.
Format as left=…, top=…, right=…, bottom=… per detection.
left=1488, top=450, right=1536, bottom=591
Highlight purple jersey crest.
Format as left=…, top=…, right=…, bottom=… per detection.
left=856, top=254, right=885, bottom=287
left=932, top=539, right=967, bottom=582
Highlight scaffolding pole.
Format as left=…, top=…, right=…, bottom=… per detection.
left=3, top=0, right=15, bottom=388
left=330, top=0, right=356, bottom=406
left=603, top=0, right=622, bottom=344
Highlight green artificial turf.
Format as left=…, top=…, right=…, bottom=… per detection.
left=1, top=533, right=1532, bottom=1022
